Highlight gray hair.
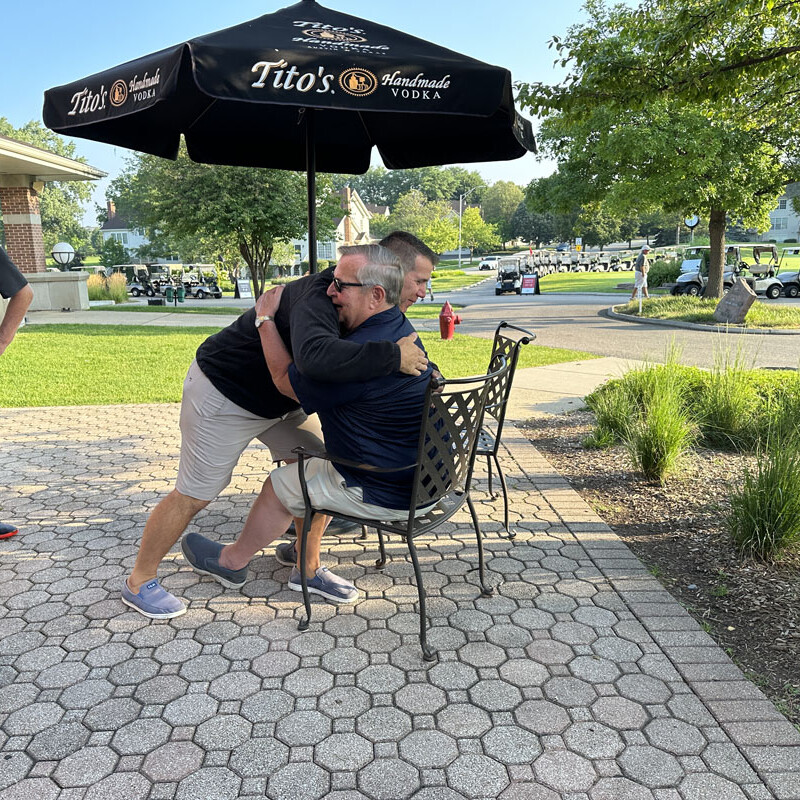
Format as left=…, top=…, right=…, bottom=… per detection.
left=339, top=244, right=403, bottom=306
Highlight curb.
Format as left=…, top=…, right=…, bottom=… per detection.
left=605, top=305, right=800, bottom=335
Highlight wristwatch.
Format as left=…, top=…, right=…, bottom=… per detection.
left=254, top=314, right=273, bottom=328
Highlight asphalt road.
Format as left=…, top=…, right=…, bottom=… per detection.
left=434, top=277, right=800, bottom=370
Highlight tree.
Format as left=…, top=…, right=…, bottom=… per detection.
left=110, top=147, right=339, bottom=296
left=380, top=190, right=453, bottom=242
left=100, top=237, right=130, bottom=267
left=333, top=166, right=486, bottom=208
left=576, top=203, right=621, bottom=250
left=270, top=240, right=298, bottom=277
left=0, top=118, right=92, bottom=253
left=418, top=217, right=458, bottom=256
left=482, top=182, right=524, bottom=247
left=518, top=0, right=800, bottom=297
left=510, top=203, right=556, bottom=248
left=460, top=207, right=498, bottom=262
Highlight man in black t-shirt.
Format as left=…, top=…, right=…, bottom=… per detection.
left=122, top=231, right=437, bottom=619
left=0, top=247, right=34, bottom=540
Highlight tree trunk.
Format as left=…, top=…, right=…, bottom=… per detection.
left=675, top=224, right=681, bottom=246
left=706, top=208, right=726, bottom=298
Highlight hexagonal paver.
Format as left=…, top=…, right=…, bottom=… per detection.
left=514, top=700, right=570, bottom=735
left=551, top=621, right=598, bottom=645
left=111, top=718, right=171, bottom=756
left=276, top=710, right=331, bottom=747
left=229, top=738, right=289, bottom=778
left=174, top=767, right=241, bottom=800
left=447, top=754, right=510, bottom=799
left=395, top=683, right=447, bottom=715
left=4, top=701, right=63, bottom=735
left=357, top=706, right=413, bottom=742
left=163, top=694, right=218, bottom=727
left=591, top=696, right=649, bottom=730
left=616, top=675, right=671, bottom=705
left=619, top=746, right=683, bottom=788
left=499, top=658, right=548, bottom=688
left=458, top=641, right=507, bottom=668
left=84, top=698, right=142, bottom=731
left=564, top=721, right=625, bottom=759
left=543, top=676, right=596, bottom=708
left=315, top=733, right=373, bottom=771
left=51, top=746, right=119, bottom=787
left=590, top=777, right=655, bottom=800
left=358, top=758, right=419, bottom=800
left=83, top=772, right=151, bottom=800
left=142, top=741, right=204, bottom=782
left=318, top=686, right=371, bottom=719
left=644, top=718, right=706, bottom=755
left=195, top=714, right=252, bottom=750
left=482, top=725, right=542, bottom=764
left=356, top=664, right=405, bottom=693
left=28, top=721, right=90, bottom=761
left=268, top=761, right=330, bottom=800
left=533, top=750, right=596, bottom=793
left=209, top=670, right=262, bottom=700
left=469, top=679, right=523, bottom=712
left=399, top=730, right=458, bottom=768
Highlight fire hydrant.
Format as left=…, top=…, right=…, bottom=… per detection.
left=438, top=301, right=462, bottom=340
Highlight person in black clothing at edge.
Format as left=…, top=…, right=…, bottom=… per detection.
left=0, top=246, right=34, bottom=540
left=122, top=231, right=437, bottom=619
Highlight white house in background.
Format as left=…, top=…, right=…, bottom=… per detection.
left=758, top=185, right=800, bottom=242
left=100, top=201, right=180, bottom=262
left=290, top=187, right=374, bottom=270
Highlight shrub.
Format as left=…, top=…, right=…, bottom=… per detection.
left=647, top=258, right=681, bottom=287
left=727, top=434, right=800, bottom=560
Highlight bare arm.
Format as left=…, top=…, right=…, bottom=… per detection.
left=0, top=284, right=33, bottom=356
left=255, top=286, right=297, bottom=401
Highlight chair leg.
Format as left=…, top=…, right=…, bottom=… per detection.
left=375, top=527, right=387, bottom=569
left=493, top=453, right=515, bottom=540
left=405, top=534, right=436, bottom=662
left=297, top=509, right=314, bottom=632
left=360, top=524, right=368, bottom=540
left=486, top=454, right=494, bottom=498
left=467, top=495, right=494, bottom=597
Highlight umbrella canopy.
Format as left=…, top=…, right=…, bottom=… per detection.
left=44, top=0, right=535, bottom=268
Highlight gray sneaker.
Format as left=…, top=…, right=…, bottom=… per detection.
left=288, top=566, right=358, bottom=604
left=275, top=540, right=297, bottom=567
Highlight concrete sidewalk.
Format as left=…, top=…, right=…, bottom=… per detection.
left=1, top=398, right=798, bottom=799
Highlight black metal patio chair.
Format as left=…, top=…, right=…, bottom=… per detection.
left=291, top=355, right=510, bottom=662
left=477, top=322, right=536, bottom=537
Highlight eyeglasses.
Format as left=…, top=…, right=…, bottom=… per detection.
left=331, top=276, right=364, bottom=293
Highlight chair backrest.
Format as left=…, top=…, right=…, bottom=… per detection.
left=411, top=356, right=510, bottom=509
left=483, top=322, right=535, bottom=433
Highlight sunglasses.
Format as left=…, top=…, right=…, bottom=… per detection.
left=331, top=276, right=364, bottom=292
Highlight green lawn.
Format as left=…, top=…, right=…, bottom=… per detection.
left=539, top=270, right=654, bottom=294
left=615, top=296, right=800, bottom=328
left=2, top=324, right=595, bottom=408
left=431, top=270, right=489, bottom=292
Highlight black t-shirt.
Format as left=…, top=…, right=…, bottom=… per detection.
left=0, top=247, right=29, bottom=299
left=195, top=268, right=401, bottom=418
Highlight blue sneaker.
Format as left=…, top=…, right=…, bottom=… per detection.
left=121, top=578, right=186, bottom=619
left=275, top=540, right=297, bottom=567
left=288, top=566, right=359, bottom=604
left=181, top=533, right=248, bottom=589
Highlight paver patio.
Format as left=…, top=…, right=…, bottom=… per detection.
left=1, top=404, right=798, bottom=800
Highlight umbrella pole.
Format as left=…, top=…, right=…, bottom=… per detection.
left=305, top=108, right=317, bottom=274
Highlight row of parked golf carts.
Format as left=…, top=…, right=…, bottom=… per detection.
left=480, top=248, right=674, bottom=278
left=671, top=246, right=800, bottom=299
left=121, top=264, right=223, bottom=299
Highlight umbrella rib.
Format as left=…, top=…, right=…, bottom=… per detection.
left=185, top=98, right=219, bottom=132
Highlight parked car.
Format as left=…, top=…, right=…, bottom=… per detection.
left=479, top=255, right=502, bottom=271
left=555, top=242, right=570, bottom=252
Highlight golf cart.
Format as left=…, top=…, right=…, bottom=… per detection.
left=186, top=264, right=223, bottom=299
left=672, top=245, right=783, bottom=298
left=495, top=256, right=524, bottom=295
left=737, top=245, right=783, bottom=299
left=114, top=264, right=152, bottom=296
left=777, top=246, right=800, bottom=298
left=147, top=265, right=173, bottom=296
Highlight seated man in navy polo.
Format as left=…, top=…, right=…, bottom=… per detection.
left=182, top=244, right=433, bottom=603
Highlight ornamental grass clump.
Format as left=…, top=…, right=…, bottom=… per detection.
left=107, top=273, right=129, bottom=304
left=727, top=433, right=800, bottom=560
left=698, top=350, right=760, bottom=451
left=621, top=367, right=696, bottom=483
left=86, top=273, right=109, bottom=301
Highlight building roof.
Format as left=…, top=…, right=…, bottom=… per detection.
left=0, top=134, right=106, bottom=182
left=365, top=203, right=390, bottom=216
left=100, top=215, right=134, bottom=231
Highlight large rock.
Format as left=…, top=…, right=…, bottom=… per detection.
left=713, top=278, right=756, bottom=324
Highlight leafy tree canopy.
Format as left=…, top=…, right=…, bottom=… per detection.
left=482, top=181, right=524, bottom=246
left=109, top=146, right=338, bottom=295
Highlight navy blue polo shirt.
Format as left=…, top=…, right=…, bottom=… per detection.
left=288, top=306, right=432, bottom=509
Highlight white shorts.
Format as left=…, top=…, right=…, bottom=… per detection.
left=634, top=271, right=648, bottom=289
left=270, top=457, right=412, bottom=521
left=175, top=360, right=324, bottom=501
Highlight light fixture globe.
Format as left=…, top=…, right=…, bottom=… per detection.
left=52, top=242, right=75, bottom=266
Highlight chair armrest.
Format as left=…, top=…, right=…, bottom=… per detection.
left=291, top=446, right=417, bottom=474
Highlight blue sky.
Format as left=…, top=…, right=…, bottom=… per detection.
left=2, top=0, right=588, bottom=224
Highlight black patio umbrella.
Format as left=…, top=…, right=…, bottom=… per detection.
left=44, top=0, right=535, bottom=271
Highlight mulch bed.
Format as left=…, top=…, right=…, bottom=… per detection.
left=520, top=410, right=800, bottom=727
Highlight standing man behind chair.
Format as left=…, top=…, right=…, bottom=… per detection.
left=630, top=244, right=651, bottom=301
left=0, top=246, right=34, bottom=540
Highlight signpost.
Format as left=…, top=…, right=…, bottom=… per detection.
left=237, top=279, right=253, bottom=299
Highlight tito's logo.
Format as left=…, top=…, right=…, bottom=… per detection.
left=110, top=80, right=128, bottom=107
left=302, top=28, right=366, bottom=43
left=339, top=68, right=377, bottom=97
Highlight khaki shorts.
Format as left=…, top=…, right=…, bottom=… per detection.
left=634, top=270, right=648, bottom=289
left=270, top=457, right=412, bottom=521
left=176, top=360, right=323, bottom=501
